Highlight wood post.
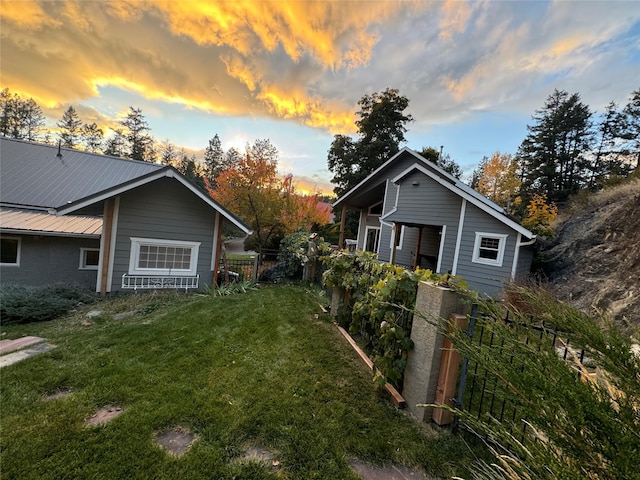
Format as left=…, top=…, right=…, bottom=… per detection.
left=100, top=198, right=115, bottom=296
left=212, top=213, right=224, bottom=287
left=338, top=205, right=347, bottom=249
left=413, top=226, right=423, bottom=269
left=432, top=314, right=467, bottom=425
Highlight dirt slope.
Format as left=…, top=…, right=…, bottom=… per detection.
left=543, top=179, right=640, bottom=334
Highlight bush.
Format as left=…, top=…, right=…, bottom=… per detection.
left=0, top=283, right=98, bottom=325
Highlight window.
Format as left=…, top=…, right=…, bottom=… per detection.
left=79, top=248, right=100, bottom=270
left=129, top=237, right=200, bottom=276
left=364, top=227, right=380, bottom=252
left=1, top=237, right=20, bottom=266
left=472, top=232, right=508, bottom=267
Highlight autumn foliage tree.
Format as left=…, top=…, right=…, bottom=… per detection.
left=209, top=140, right=331, bottom=252
left=521, top=193, right=558, bottom=239
left=474, top=151, right=521, bottom=212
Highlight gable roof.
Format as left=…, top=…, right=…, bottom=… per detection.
left=333, top=147, right=534, bottom=239
left=0, top=138, right=251, bottom=234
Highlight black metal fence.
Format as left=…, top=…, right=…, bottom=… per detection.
left=453, top=304, right=586, bottom=446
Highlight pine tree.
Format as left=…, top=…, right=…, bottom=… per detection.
left=203, top=134, right=226, bottom=184
left=120, top=107, right=153, bottom=161
left=57, top=106, right=83, bottom=148
left=102, top=128, right=126, bottom=157
left=518, top=89, right=593, bottom=202
left=621, top=88, right=640, bottom=170
left=81, top=122, right=104, bottom=153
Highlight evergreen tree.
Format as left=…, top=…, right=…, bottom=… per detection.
left=81, top=122, right=104, bottom=153
left=102, top=128, right=126, bottom=157
left=0, top=89, right=45, bottom=141
left=518, top=89, right=593, bottom=202
left=21, top=98, right=45, bottom=141
left=203, top=134, right=229, bottom=184
left=621, top=88, right=640, bottom=170
left=120, top=107, right=153, bottom=161
left=588, top=101, right=630, bottom=187
left=57, top=106, right=83, bottom=148
left=159, top=139, right=178, bottom=166
left=328, top=88, right=413, bottom=196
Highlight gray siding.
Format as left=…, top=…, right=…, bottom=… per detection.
left=0, top=234, right=99, bottom=288
left=111, top=178, right=216, bottom=292
left=380, top=171, right=462, bottom=274
left=455, top=202, right=517, bottom=297
left=515, top=245, right=534, bottom=281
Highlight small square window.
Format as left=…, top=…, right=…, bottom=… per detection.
left=472, top=233, right=508, bottom=267
left=1, top=237, right=21, bottom=266
left=80, top=248, right=100, bottom=270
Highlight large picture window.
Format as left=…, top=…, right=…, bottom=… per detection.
left=472, top=232, right=508, bottom=267
left=129, top=238, right=200, bottom=275
left=1, top=237, right=21, bottom=266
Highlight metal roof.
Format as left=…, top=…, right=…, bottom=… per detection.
left=0, top=138, right=163, bottom=209
left=0, top=207, right=102, bottom=237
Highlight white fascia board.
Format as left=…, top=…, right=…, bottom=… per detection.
left=331, top=147, right=416, bottom=208
left=391, top=163, right=535, bottom=239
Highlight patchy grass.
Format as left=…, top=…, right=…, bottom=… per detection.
left=1, top=285, right=481, bottom=479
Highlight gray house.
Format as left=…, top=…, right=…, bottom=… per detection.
left=0, top=138, right=250, bottom=293
left=333, top=148, right=536, bottom=297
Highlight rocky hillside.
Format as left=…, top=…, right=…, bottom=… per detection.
left=543, top=178, right=640, bottom=335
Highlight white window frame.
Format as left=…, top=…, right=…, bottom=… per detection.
left=0, top=236, right=21, bottom=266
left=390, top=225, right=405, bottom=250
left=472, top=232, right=508, bottom=267
left=364, top=226, right=380, bottom=253
left=128, top=237, right=200, bottom=276
left=79, top=248, right=100, bottom=270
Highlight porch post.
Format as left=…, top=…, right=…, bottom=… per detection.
left=390, top=223, right=398, bottom=265
left=413, top=226, right=423, bottom=269
left=99, top=198, right=115, bottom=296
left=212, top=213, right=224, bottom=286
left=338, top=205, right=347, bottom=249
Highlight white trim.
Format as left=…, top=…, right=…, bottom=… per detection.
left=211, top=211, right=220, bottom=271
left=79, top=247, right=100, bottom=270
left=452, top=200, right=466, bottom=275
left=391, top=163, right=533, bottom=238
left=390, top=224, right=405, bottom=250
left=394, top=183, right=400, bottom=209
left=0, top=236, right=21, bottom=266
left=472, top=232, right=509, bottom=267
left=436, top=225, right=446, bottom=274
left=364, top=226, right=381, bottom=253
left=128, top=237, right=201, bottom=276
left=511, top=232, right=522, bottom=279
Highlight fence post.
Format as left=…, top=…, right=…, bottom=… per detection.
left=402, top=281, right=466, bottom=422
left=252, top=254, right=260, bottom=281
left=432, top=314, right=467, bottom=425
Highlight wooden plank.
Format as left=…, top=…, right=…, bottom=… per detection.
left=337, top=326, right=406, bottom=409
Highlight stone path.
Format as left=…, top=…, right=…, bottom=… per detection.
left=0, top=336, right=54, bottom=368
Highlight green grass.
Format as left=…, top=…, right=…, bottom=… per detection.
left=1, top=286, right=480, bottom=479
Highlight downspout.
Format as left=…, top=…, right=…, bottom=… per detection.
left=338, top=205, right=347, bottom=249
left=511, top=234, right=537, bottom=280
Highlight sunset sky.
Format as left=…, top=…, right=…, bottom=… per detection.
left=1, top=0, right=638, bottom=195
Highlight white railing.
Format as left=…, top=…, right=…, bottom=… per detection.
left=121, top=274, right=199, bottom=291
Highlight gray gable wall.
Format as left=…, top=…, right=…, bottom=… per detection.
left=111, top=178, right=217, bottom=292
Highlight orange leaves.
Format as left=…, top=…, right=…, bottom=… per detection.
left=522, top=193, right=558, bottom=238
left=475, top=152, right=521, bottom=210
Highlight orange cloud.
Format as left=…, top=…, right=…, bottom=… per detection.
left=439, top=0, right=472, bottom=41
left=0, top=0, right=59, bottom=29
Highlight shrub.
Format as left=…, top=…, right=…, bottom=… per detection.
left=0, top=283, right=98, bottom=325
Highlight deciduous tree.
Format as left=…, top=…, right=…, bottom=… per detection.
left=474, top=151, right=521, bottom=210
left=418, top=146, right=463, bottom=179
left=328, top=88, right=413, bottom=197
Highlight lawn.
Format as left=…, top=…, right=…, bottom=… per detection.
left=0, top=285, right=479, bottom=479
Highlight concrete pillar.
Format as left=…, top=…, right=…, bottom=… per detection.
left=402, top=281, right=466, bottom=422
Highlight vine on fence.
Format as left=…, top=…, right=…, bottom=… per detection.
left=321, top=249, right=466, bottom=388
